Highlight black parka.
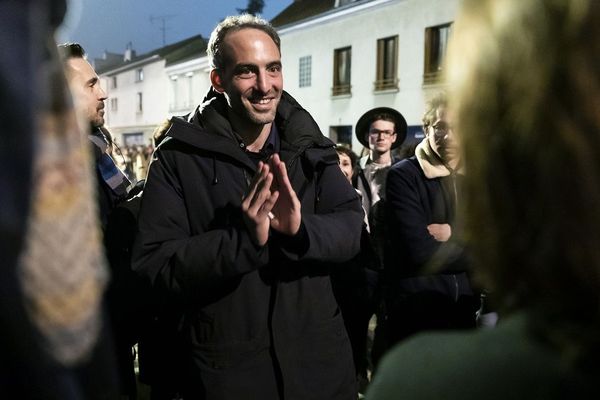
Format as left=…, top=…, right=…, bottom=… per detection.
left=132, top=90, right=362, bottom=399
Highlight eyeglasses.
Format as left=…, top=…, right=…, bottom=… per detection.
left=368, top=129, right=396, bottom=138
left=431, top=121, right=454, bottom=137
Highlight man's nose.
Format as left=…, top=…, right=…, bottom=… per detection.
left=256, top=72, right=269, bottom=93
left=97, top=86, right=108, bottom=100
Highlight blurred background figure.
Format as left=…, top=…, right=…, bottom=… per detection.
left=331, top=144, right=378, bottom=397
left=368, top=0, right=600, bottom=398
left=380, top=92, right=479, bottom=355
left=1, top=1, right=117, bottom=398
left=336, top=144, right=357, bottom=184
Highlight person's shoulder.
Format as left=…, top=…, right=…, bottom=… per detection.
left=390, top=156, right=418, bottom=171
left=368, top=313, right=598, bottom=399
left=387, top=156, right=420, bottom=181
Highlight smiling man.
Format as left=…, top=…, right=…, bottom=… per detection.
left=133, top=14, right=362, bottom=400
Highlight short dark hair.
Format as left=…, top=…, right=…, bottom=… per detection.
left=369, top=112, right=397, bottom=133
left=335, top=144, right=358, bottom=168
left=207, top=14, right=280, bottom=71
left=57, top=42, right=86, bottom=60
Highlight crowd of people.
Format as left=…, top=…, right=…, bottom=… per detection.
left=2, top=0, right=600, bottom=399
left=111, top=143, right=154, bottom=185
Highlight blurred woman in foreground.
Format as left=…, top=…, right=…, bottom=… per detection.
left=367, top=0, right=600, bottom=398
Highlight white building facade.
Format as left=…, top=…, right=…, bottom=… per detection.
left=102, top=56, right=169, bottom=146
left=275, top=0, right=460, bottom=150
left=98, top=35, right=207, bottom=147
left=98, top=0, right=459, bottom=151
left=165, top=57, right=211, bottom=118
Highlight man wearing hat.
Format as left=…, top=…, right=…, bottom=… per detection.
left=351, top=107, right=406, bottom=385
left=354, top=107, right=407, bottom=238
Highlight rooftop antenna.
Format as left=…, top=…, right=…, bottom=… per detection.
left=150, top=14, right=176, bottom=46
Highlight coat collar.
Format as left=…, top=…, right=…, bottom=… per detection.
left=415, top=137, right=464, bottom=179
left=163, top=89, right=337, bottom=170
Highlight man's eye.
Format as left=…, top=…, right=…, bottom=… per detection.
left=236, top=67, right=254, bottom=77
left=268, top=65, right=281, bottom=73
left=433, top=122, right=448, bottom=130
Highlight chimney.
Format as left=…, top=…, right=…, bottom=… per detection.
left=124, top=42, right=136, bottom=62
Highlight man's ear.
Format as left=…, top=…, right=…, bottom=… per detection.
left=210, top=69, right=225, bottom=93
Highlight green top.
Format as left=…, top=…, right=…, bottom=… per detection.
left=366, top=312, right=597, bottom=399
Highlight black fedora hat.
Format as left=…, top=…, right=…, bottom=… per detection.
left=355, top=107, right=407, bottom=149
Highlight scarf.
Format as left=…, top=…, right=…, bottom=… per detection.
left=89, top=128, right=131, bottom=197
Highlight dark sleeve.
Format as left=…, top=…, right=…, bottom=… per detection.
left=385, top=163, right=467, bottom=275
left=132, top=147, right=269, bottom=295
left=386, top=163, right=441, bottom=269
left=278, top=160, right=363, bottom=263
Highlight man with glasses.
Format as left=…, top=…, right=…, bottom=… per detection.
left=354, top=107, right=407, bottom=231
left=381, top=92, right=480, bottom=353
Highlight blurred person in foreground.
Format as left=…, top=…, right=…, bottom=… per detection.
left=367, top=0, right=600, bottom=398
left=1, top=1, right=116, bottom=398
left=133, top=14, right=362, bottom=400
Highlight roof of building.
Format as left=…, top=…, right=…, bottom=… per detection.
left=270, top=0, right=381, bottom=29
left=270, top=0, right=337, bottom=28
left=96, top=34, right=207, bottom=74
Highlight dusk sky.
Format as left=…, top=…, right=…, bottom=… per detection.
left=58, top=0, right=294, bottom=60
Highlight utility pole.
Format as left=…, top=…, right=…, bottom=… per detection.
left=150, top=14, right=176, bottom=46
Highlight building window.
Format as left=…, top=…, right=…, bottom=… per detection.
left=169, top=75, right=178, bottom=111
left=136, top=92, right=143, bottom=113
left=329, top=125, right=352, bottom=145
left=424, top=22, right=453, bottom=84
left=135, top=68, right=144, bottom=82
left=111, top=76, right=117, bottom=89
left=299, top=56, right=312, bottom=88
left=332, top=47, right=351, bottom=96
left=375, top=35, right=399, bottom=91
left=110, top=98, right=118, bottom=112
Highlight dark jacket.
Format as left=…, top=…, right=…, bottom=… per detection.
left=132, top=90, right=362, bottom=400
left=383, top=140, right=472, bottom=298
